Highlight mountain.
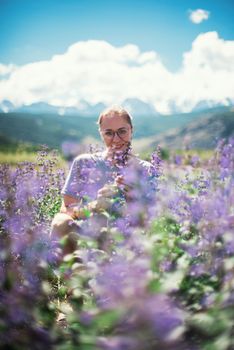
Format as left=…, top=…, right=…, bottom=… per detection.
left=0, top=100, right=15, bottom=113
left=1, top=98, right=233, bottom=117
left=74, top=100, right=106, bottom=116
left=16, top=102, right=60, bottom=114
left=0, top=112, right=99, bottom=149
left=192, top=98, right=234, bottom=113
left=1, top=94, right=234, bottom=117
left=0, top=133, right=18, bottom=150
left=149, top=110, right=234, bottom=149
left=0, top=98, right=158, bottom=117
left=0, top=100, right=107, bottom=117
left=0, top=108, right=205, bottom=149
left=121, top=98, right=158, bottom=116
left=0, top=107, right=233, bottom=150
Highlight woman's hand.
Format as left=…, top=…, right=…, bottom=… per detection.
left=94, top=176, right=134, bottom=213
left=60, top=195, right=90, bottom=219
left=94, top=183, right=119, bottom=212
left=97, top=183, right=119, bottom=198
left=115, top=175, right=134, bottom=200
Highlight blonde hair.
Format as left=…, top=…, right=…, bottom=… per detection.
left=97, top=105, right=133, bottom=129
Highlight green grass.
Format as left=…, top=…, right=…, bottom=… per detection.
left=0, top=151, right=66, bottom=167
left=139, top=148, right=214, bottom=162
left=173, top=149, right=214, bottom=160
left=0, top=148, right=214, bottom=166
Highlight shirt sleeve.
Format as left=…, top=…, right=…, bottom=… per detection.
left=61, top=157, right=83, bottom=199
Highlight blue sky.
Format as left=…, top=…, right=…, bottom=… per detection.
left=0, top=0, right=233, bottom=72
left=0, top=0, right=233, bottom=114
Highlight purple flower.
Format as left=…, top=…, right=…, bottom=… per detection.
left=175, top=155, right=182, bottom=165
left=141, top=295, right=186, bottom=341
left=94, top=255, right=150, bottom=309
left=97, top=336, right=137, bottom=350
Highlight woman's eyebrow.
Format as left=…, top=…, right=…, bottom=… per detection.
left=103, top=126, right=128, bottom=131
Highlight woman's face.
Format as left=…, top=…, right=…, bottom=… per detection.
left=99, top=114, right=132, bottom=152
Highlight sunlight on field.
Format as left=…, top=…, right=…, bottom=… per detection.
left=0, top=151, right=37, bottom=164
left=0, top=148, right=214, bottom=166
left=0, top=151, right=66, bottom=167
left=174, top=149, right=214, bottom=160
left=139, top=148, right=214, bottom=163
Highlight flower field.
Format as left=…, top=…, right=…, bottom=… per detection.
left=0, top=140, right=234, bottom=350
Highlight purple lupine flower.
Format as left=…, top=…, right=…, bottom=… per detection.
left=190, top=198, right=204, bottom=224
left=97, top=336, right=138, bottom=350
left=175, top=154, right=182, bottom=165
left=93, top=254, right=151, bottom=309
left=190, top=155, right=200, bottom=167
left=139, top=294, right=186, bottom=341
left=150, top=145, right=163, bottom=178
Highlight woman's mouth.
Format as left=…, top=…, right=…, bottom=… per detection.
left=111, top=144, right=124, bottom=149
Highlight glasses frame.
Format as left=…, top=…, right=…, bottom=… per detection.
left=100, top=127, right=130, bottom=140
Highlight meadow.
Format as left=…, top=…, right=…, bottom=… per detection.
left=0, top=140, right=234, bottom=350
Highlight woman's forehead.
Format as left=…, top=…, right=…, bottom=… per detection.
left=100, top=114, right=129, bottom=129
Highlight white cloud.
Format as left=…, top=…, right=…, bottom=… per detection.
left=183, top=32, right=234, bottom=71
left=0, top=63, right=17, bottom=77
left=0, top=32, right=234, bottom=114
left=189, top=9, right=210, bottom=24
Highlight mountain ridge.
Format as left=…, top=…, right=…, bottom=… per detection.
left=148, top=110, right=234, bottom=150
left=0, top=107, right=233, bottom=150
left=1, top=98, right=233, bottom=117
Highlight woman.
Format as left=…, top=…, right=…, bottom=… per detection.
left=51, top=106, right=157, bottom=254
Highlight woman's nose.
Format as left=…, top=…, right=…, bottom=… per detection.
left=112, top=132, right=120, bottom=141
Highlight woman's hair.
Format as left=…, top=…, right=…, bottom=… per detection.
left=97, top=105, right=133, bottom=129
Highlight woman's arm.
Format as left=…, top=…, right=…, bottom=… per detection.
left=60, top=185, right=120, bottom=219
left=60, top=194, right=105, bottom=219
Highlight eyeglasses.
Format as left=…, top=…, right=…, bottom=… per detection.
left=101, top=127, right=130, bottom=139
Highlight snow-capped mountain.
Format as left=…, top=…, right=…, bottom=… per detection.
left=0, top=98, right=159, bottom=116
left=121, top=98, right=158, bottom=116
left=0, top=100, right=107, bottom=116
left=0, top=100, right=15, bottom=113
left=16, top=102, right=60, bottom=114
left=0, top=98, right=233, bottom=116
left=192, top=98, right=234, bottom=113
